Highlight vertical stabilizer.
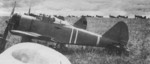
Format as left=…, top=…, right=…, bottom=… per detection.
left=73, top=16, right=87, bottom=29
left=102, top=21, right=129, bottom=47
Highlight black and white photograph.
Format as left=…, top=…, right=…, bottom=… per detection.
left=0, top=0, right=149, bottom=64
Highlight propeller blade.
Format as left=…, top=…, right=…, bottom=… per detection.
left=3, top=1, right=17, bottom=39
left=10, top=1, right=16, bottom=16
left=3, top=24, right=11, bottom=39
left=0, top=20, right=13, bottom=52
left=0, top=22, right=10, bottom=53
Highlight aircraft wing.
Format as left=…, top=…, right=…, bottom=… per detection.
left=11, top=30, right=54, bottom=42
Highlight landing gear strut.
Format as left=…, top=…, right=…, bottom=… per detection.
left=55, top=43, right=65, bottom=48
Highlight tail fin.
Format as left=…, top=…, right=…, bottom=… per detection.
left=73, top=16, right=87, bottom=29
left=102, top=21, right=129, bottom=46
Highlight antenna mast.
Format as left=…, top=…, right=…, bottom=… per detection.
left=28, top=1, right=31, bottom=14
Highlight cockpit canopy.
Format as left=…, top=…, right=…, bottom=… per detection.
left=53, top=17, right=70, bottom=25
left=24, top=13, right=71, bottom=26
left=40, top=15, right=71, bottom=26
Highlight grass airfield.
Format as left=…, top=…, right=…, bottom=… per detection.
left=0, top=16, right=150, bottom=64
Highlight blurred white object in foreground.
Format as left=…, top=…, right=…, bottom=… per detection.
left=0, top=42, right=71, bottom=64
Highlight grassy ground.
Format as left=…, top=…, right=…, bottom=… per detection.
left=1, top=16, right=150, bottom=64
left=66, top=17, right=150, bottom=64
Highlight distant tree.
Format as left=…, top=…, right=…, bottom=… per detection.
left=96, top=15, right=103, bottom=18
left=56, top=15, right=65, bottom=20
left=109, top=15, right=116, bottom=18
left=117, top=15, right=128, bottom=18
left=86, top=15, right=92, bottom=17
left=135, top=15, right=146, bottom=19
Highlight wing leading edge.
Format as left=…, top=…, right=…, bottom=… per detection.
left=11, top=30, right=54, bottom=42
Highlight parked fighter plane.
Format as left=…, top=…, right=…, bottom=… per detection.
left=0, top=2, right=129, bottom=54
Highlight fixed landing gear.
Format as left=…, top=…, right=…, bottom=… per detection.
left=56, top=43, right=66, bottom=49
left=53, top=43, right=68, bottom=51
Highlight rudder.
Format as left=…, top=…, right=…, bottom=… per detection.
left=102, top=21, right=129, bottom=47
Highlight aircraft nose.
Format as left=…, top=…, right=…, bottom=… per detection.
left=10, top=14, right=21, bottom=30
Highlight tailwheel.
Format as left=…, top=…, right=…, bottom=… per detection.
left=104, top=44, right=129, bottom=56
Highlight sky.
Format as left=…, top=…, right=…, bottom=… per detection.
left=1, top=0, right=150, bottom=17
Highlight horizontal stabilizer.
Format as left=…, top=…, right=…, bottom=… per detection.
left=73, top=16, right=87, bottom=29
left=11, top=30, right=54, bottom=42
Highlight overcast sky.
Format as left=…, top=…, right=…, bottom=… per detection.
left=1, top=0, right=150, bottom=17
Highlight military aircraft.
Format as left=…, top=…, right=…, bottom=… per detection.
left=0, top=2, right=129, bottom=54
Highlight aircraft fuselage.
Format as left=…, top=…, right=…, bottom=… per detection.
left=12, top=14, right=117, bottom=47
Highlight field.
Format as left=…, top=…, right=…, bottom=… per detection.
left=1, top=16, right=150, bottom=64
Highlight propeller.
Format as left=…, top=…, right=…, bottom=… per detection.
left=0, top=1, right=16, bottom=53
left=3, top=1, right=16, bottom=39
